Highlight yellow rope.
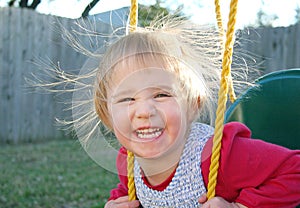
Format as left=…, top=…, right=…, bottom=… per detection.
left=214, top=0, right=225, bottom=43
left=127, top=0, right=138, bottom=201
left=214, top=0, right=237, bottom=104
left=207, top=0, right=239, bottom=200
left=127, top=150, right=136, bottom=200
left=129, top=0, right=138, bottom=32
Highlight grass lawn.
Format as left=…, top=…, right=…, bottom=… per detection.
left=0, top=139, right=119, bottom=208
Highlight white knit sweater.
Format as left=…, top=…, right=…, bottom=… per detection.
left=134, top=123, right=214, bottom=208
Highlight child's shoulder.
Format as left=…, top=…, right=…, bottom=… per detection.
left=191, top=121, right=251, bottom=143
left=222, top=121, right=252, bottom=140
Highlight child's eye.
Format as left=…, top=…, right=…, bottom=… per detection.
left=118, top=97, right=135, bottom=103
left=154, top=93, right=172, bottom=98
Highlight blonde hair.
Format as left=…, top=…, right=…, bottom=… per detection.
left=94, top=19, right=222, bottom=130
left=28, top=15, right=254, bottom=174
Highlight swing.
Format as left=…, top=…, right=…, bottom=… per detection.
left=127, top=0, right=240, bottom=201
left=225, top=68, right=300, bottom=150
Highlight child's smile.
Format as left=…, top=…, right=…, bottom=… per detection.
left=135, top=127, right=163, bottom=140
left=107, top=61, right=191, bottom=159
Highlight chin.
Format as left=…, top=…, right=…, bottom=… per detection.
left=134, top=149, right=164, bottom=159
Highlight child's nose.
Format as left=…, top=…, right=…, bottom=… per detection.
left=135, top=100, right=156, bottom=119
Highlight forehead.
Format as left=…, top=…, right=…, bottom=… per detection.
left=112, top=66, right=176, bottom=92
left=107, top=56, right=179, bottom=94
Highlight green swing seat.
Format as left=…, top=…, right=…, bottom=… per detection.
left=225, top=69, right=300, bottom=150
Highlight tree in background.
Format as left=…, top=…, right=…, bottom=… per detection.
left=5, top=0, right=176, bottom=23
left=253, top=0, right=278, bottom=27
left=80, top=0, right=181, bottom=22
left=255, top=8, right=278, bottom=27
left=295, top=5, right=300, bottom=24
left=138, top=0, right=169, bottom=27
left=138, top=0, right=185, bottom=27
left=8, top=0, right=41, bottom=9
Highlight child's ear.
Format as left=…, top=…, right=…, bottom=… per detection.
left=197, top=96, right=201, bottom=109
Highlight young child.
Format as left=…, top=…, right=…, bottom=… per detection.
left=88, top=19, right=300, bottom=208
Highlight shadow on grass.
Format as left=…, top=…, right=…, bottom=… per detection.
left=0, top=139, right=119, bottom=208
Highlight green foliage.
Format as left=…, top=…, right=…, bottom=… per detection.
left=8, top=0, right=41, bottom=10
left=138, top=3, right=169, bottom=27
left=295, top=5, right=300, bottom=24
left=0, top=140, right=119, bottom=208
left=255, top=8, right=278, bottom=27
left=138, top=1, right=185, bottom=27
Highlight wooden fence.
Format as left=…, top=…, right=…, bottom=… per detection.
left=237, top=24, right=300, bottom=73
left=0, top=7, right=127, bottom=143
left=0, top=7, right=299, bottom=143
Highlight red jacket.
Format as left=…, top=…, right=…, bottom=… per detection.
left=108, top=122, right=300, bottom=207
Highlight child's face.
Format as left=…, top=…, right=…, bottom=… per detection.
left=107, top=60, right=192, bottom=159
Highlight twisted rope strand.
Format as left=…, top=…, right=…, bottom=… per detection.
left=129, top=0, right=138, bottom=32
left=214, top=0, right=237, bottom=104
left=127, top=150, right=136, bottom=200
left=207, top=0, right=239, bottom=200
left=214, top=0, right=225, bottom=44
left=127, top=0, right=138, bottom=201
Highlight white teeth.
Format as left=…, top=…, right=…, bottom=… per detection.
left=136, top=128, right=160, bottom=134
left=136, top=128, right=162, bottom=139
